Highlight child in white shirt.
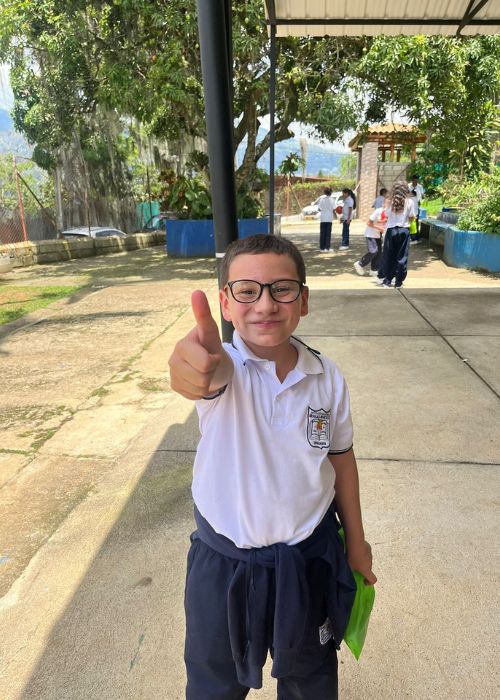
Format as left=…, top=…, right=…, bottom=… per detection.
left=376, top=183, right=415, bottom=289
left=354, top=202, right=388, bottom=276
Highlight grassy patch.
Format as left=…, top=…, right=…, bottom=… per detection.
left=30, top=427, right=58, bottom=451
left=0, top=404, right=68, bottom=428
left=90, top=387, right=110, bottom=398
left=421, top=198, right=444, bottom=216
left=0, top=284, right=83, bottom=325
left=139, top=378, right=168, bottom=393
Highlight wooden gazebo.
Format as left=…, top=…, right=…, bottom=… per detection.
left=349, top=124, right=427, bottom=219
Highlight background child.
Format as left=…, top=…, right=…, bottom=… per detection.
left=408, top=174, right=424, bottom=243
left=377, top=182, right=415, bottom=289
left=372, top=187, right=387, bottom=209
left=314, top=186, right=335, bottom=252
left=168, top=234, right=376, bottom=699
left=354, top=200, right=388, bottom=276
left=339, top=188, right=355, bottom=250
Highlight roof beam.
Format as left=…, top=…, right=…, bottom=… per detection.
left=267, top=17, right=499, bottom=27
left=457, top=0, right=491, bottom=35
left=265, top=0, right=276, bottom=26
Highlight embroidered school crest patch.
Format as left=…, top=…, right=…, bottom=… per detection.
left=307, top=407, right=331, bottom=449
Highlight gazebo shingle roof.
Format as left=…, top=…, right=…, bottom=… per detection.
left=349, top=123, right=426, bottom=150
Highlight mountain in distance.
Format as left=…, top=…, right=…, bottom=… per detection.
left=236, top=128, right=348, bottom=176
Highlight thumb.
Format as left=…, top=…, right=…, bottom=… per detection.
left=191, top=290, right=222, bottom=354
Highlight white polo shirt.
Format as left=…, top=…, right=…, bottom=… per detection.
left=192, top=331, right=353, bottom=549
left=316, top=194, right=335, bottom=223
left=364, top=206, right=386, bottom=239
left=342, top=195, right=354, bottom=221
left=385, top=198, right=415, bottom=229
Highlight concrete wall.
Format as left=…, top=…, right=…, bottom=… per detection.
left=2, top=232, right=166, bottom=268
left=377, top=162, right=412, bottom=194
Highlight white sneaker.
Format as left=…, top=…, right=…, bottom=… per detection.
left=327, top=248, right=333, bottom=252
left=375, top=277, right=385, bottom=285
left=338, top=245, right=349, bottom=251
left=353, top=261, right=365, bottom=276
left=369, top=270, right=378, bottom=277
left=382, top=282, right=392, bottom=288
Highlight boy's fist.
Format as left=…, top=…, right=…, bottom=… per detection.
left=168, top=291, right=226, bottom=400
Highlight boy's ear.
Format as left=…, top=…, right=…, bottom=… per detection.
left=300, top=285, right=309, bottom=317
left=219, top=287, right=232, bottom=322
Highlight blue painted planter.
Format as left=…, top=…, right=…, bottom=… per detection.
left=443, top=227, right=500, bottom=273
left=165, top=217, right=271, bottom=258
left=424, top=217, right=500, bottom=272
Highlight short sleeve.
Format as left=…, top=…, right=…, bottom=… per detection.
left=328, top=370, right=353, bottom=455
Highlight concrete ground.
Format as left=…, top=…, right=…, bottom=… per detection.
left=0, top=222, right=499, bottom=699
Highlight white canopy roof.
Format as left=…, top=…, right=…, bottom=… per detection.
left=264, top=0, right=500, bottom=36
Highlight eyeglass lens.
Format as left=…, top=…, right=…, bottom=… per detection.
left=228, top=280, right=302, bottom=303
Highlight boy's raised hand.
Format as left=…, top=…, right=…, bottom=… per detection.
left=191, top=290, right=223, bottom=356
left=168, top=291, right=231, bottom=400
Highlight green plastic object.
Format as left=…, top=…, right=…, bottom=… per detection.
left=409, top=219, right=417, bottom=235
left=338, top=528, right=376, bottom=660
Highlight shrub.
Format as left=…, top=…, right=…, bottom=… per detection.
left=457, top=189, right=500, bottom=234
left=445, top=169, right=500, bottom=234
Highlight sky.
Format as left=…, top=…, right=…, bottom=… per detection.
left=0, top=64, right=14, bottom=109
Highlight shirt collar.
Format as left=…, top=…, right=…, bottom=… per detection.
left=231, top=331, right=323, bottom=375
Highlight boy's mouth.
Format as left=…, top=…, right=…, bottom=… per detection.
left=252, top=320, right=281, bottom=327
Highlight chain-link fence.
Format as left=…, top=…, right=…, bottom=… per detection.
left=0, top=156, right=139, bottom=246
left=0, top=156, right=58, bottom=245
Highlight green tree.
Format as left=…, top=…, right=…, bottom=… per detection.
left=0, top=1, right=366, bottom=193
left=2, top=3, right=499, bottom=200
left=277, top=152, right=305, bottom=179
left=354, top=35, right=500, bottom=179
left=339, top=153, right=357, bottom=179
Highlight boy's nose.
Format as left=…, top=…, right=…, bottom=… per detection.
left=255, top=286, right=278, bottom=311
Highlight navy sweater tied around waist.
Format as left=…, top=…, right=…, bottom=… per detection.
left=192, top=505, right=356, bottom=689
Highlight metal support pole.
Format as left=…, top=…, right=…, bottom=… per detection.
left=196, top=0, right=237, bottom=341
left=13, top=156, right=28, bottom=242
left=269, top=23, right=276, bottom=235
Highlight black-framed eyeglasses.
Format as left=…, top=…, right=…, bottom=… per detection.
left=225, top=279, right=304, bottom=304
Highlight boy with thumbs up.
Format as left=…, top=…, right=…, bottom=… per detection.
left=169, top=234, right=375, bottom=699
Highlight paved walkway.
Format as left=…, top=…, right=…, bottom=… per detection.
left=0, top=224, right=499, bottom=699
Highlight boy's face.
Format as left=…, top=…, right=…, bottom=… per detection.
left=220, top=252, right=309, bottom=356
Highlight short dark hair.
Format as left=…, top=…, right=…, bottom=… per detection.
left=411, top=174, right=419, bottom=180
left=220, top=234, right=306, bottom=286
left=324, top=187, right=332, bottom=196
left=380, top=188, right=388, bottom=196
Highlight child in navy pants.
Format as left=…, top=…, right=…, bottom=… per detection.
left=169, top=235, right=376, bottom=699
left=376, top=183, right=415, bottom=289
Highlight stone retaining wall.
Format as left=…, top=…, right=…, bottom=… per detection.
left=1, top=231, right=166, bottom=268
